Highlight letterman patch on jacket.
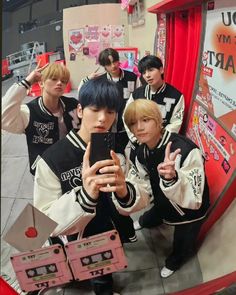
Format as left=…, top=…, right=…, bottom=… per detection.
left=32, top=121, right=54, bottom=144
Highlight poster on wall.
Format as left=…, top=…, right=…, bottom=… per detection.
left=68, top=25, right=125, bottom=63
left=69, top=29, right=85, bottom=53
left=155, top=13, right=166, bottom=66
left=186, top=101, right=236, bottom=202
left=196, top=0, right=236, bottom=136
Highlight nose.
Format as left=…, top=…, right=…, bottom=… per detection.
left=56, top=79, right=63, bottom=85
left=137, top=120, right=144, bottom=130
left=144, top=70, right=150, bottom=78
left=98, top=110, right=106, bottom=122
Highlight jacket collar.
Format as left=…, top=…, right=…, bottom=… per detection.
left=106, top=68, right=124, bottom=81
left=38, top=96, right=65, bottom=116
left=67, top=129, right=87, bottom=151
left=144, top=83, right=166, bottom=100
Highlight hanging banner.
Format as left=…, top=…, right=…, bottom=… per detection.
left=155, top=13, right=166, bottom=66
left=196, top=0, right=236, bottom=136
left=186, top=101, right=236, bottom=202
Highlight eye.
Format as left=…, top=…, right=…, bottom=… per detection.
left=107, top=110, right=115, bottom=114
left=143, top=117, right=150, bottom=122
left=90, top=107, right=99, bottom=112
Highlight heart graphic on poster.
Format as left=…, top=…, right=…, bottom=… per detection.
left=114, top=31, right=122, bottom=38
left=71, top=33, right=83, bottom=45
left=102, top=31, right=110, bottom=37
left=212, top=24, right=235, bottom=80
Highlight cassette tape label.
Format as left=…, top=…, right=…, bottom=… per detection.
left=77, top=237, right=108, bottom=251
left=21, top=250, right=53, bottom=263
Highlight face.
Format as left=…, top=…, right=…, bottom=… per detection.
left=142, top=67, right=164, bottom=90
left=130, top=116, right=162, bottom=149
left=41, top=77, right=67, bottom=98
left=104, top=55, right=120, bottom=77
left=78, top=105, right=116, bottom=143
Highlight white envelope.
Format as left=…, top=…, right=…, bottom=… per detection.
left=3, top=203, right=58, bottom=252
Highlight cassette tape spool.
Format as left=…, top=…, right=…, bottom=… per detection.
left=65, top=230, right=127, bottom=281
left=10, top=244, right=73, bottom=292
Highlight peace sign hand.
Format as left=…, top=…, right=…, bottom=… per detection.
left=157, top=142, right=181, bottom=180
left=25, top=60, right=49, bottom=85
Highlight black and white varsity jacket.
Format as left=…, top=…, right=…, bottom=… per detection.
left=25, top=96, right=78, bottom=175
left=34, top=129, right=149, bottom=238
left=128, top=130, right=210, bottom=225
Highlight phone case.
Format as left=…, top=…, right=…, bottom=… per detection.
left=89, top=132, right=115, bottom=166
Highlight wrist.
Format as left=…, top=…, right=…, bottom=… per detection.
left=20, top=79, right=31, bottom=89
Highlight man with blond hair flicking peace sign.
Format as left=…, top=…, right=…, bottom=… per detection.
left=2, top=61, right=79, bottom=175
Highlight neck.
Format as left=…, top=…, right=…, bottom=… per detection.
left=150, top=81, right=164, bottom=92
left=77, top=128, right=90, bottom=144
left=110, top=69, right=120, bottom=78
left=42, top=93, right=61, bottom=113
left=147, top=134, right=162, bottom=150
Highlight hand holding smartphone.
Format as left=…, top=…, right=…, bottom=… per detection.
left=89, top=132, right=115, bottom=167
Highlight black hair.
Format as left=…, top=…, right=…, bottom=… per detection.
left=138, top=55, right=164, bottom=79
left=98, top=48, right=120, bottom=66
left=78, top=77, right=121, bottom=112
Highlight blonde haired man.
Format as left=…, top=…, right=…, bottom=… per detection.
left=124, top=99, right=210, bottom=278
left=2, top=62, right=79, bottom=175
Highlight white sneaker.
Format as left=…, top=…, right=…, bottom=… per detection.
left=133, top=220, right=142, bottom=230
left=160, top=266, right=174, bottom=278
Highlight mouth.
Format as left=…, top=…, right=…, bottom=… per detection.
left=147, top=79, right=153, bottom=84
left=94, top=126, right=106, bottom=132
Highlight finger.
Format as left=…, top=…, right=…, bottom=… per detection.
left=83, top=142, right=91, bottom=169
left=110, top=150, right=120, bottom=166
left=170, top=148, right=181, bottom=161
left=94, top=66, right=100, bottom=73
left=38, top=63, right=49, bottom=72
left=164, top=142, right=172, bottom=162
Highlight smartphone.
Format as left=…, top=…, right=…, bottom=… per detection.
left=89, top=132, right=115, bottom=166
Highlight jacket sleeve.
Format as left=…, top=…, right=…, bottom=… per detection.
left=34, top=158, right=96, bottom=237
left=2, top=83, right=30, bottom=133
left=165, top=94, right=185, bottom=133
left=113, top=158, right=152, bottom=214
left=160, top=148, right=205, bottom=210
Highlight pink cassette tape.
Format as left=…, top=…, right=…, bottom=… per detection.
left=65, top=230, right=127, bottom=281
left=10, top=244, right=73, bottom=292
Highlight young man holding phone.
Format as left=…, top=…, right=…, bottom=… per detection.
left=34, top=78, right=149, bottom=295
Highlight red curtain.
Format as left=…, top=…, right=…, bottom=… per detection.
left=165, top=6, right=202, bottom=133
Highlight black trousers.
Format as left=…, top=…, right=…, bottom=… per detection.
left=139, top=205, right=204, bottom=271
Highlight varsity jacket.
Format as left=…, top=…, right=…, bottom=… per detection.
left=124, top=83, right=185, bottom=144
left=34, top=129, right=150, bottom=239
left=79, top=69, right=138, bottom=153
left=128, top=130, right=210, bottom=225
left=2, top=83, right=79, bottom=175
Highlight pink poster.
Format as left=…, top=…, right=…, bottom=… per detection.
left=186, top=101, right=236, bottom=202
left=68, top=29, right=84, bottom=52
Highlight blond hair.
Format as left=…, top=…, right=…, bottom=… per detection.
left=41, top=63, right=70, bottom=83
left=124, top=99, right=163, bottom=131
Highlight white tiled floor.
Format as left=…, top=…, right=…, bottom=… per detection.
left=1, top=78, right=203, bottom=294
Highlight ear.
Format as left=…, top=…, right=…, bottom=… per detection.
left=159, top=67, right=164, bottom=75
left=77, top=104, right=83, bottom=119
